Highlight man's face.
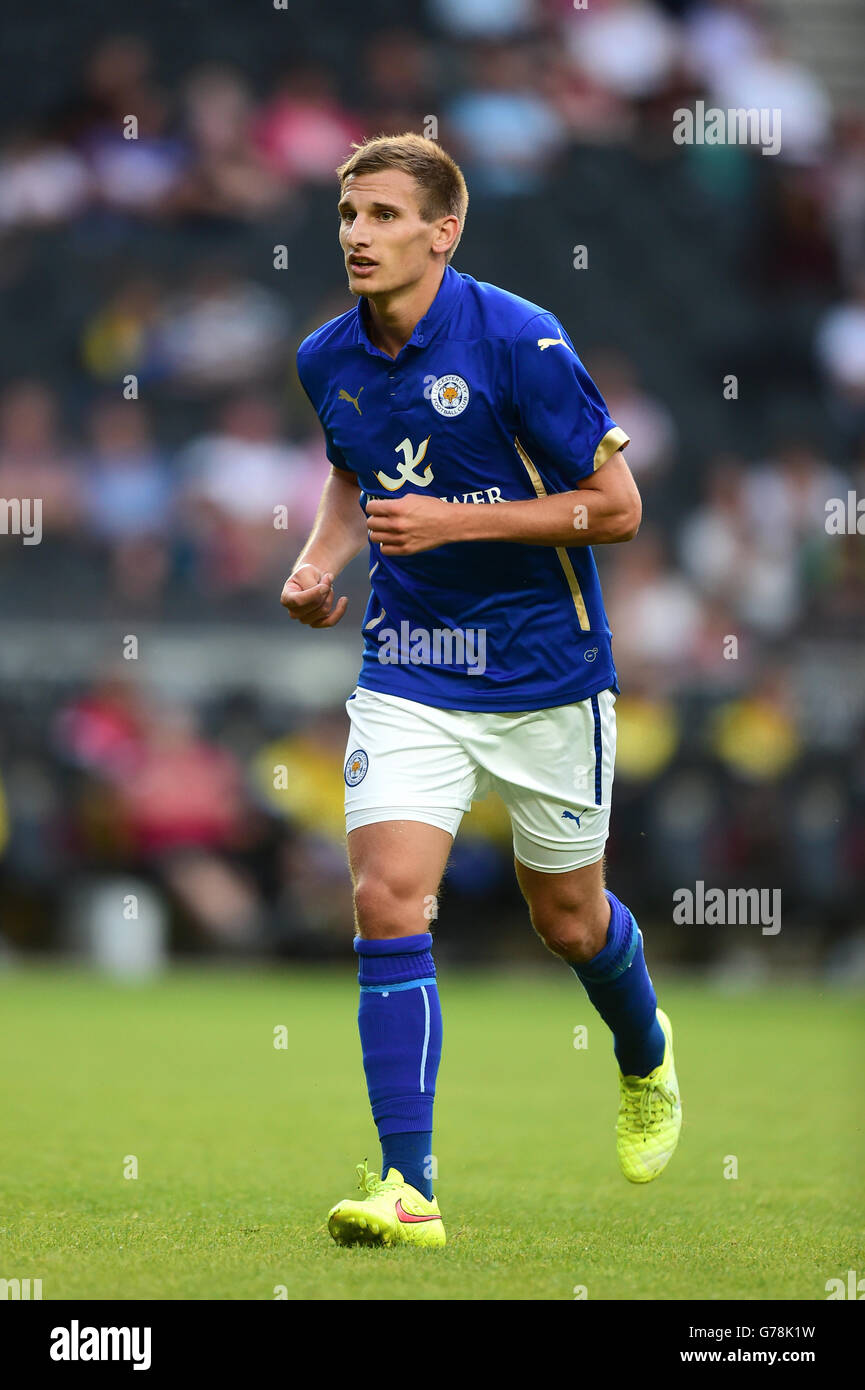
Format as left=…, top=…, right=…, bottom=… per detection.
left=338, top=169, right=443, bottom=296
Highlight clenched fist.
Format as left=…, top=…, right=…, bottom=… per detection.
left=280, top=564, right=348, bottom=628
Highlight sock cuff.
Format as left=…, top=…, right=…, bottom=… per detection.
left=354, top=932, right=435, bottom=986
left=354, top=932, right=433, bottom=956
left=576, top=892, right=639, bottom=984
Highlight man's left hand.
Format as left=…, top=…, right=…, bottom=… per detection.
left=365, top=495, right=455, bottom=555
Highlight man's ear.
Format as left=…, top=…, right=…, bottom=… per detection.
left=433, top=215, right=460, bottom=258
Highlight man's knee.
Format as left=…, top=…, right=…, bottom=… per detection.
left=348, top=822, right=452, bottom=939
left=353, top=870, right=435, bottom=939
left=529, top=888, right=610, bottom=964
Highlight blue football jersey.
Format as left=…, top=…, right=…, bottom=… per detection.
left=296, top=265, right=629, bottom=711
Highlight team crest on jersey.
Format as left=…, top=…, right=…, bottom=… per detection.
left=344, top=749, right=369, bottom=786
left=429, top=374, right=470, bottom=417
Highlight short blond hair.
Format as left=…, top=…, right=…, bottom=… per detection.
left=337, top=132, right=468, bottom=263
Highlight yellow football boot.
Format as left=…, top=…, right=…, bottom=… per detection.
left=328, top=1161, right=446, bottom=1248
left=616, top=1008, right=682, bottom=1183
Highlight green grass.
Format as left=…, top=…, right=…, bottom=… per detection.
left=0, top=965, right=863, bottom=1300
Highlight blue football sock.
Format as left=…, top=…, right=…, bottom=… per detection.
left=380, top=1130, right=434, bottom=1196
left=572, top=891, right=665, bottom=1077
left=355, top=932, right=442, bottom=1200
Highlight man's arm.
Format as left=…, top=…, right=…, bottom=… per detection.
left=280, top=465, right=368, bottom=627
left=365, top=452, right=641, bottom=556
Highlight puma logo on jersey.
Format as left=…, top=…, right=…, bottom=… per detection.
left=538, top=334, right=568, bottom=351
left=338, top=386, right=364, bottom=414
left=375, top=436, right=434, bottom=491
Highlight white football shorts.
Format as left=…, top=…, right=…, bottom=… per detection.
left=343, top=684, right=617, bottom=873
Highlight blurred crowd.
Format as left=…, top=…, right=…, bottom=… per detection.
left=0, top=379, right=330, bottom=606
left=0, top=0, right=863, bottom=960
left=2, top=653, right=862, bottom=961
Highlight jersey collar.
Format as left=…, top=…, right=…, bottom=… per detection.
left=356, top=264, right=462, bottom=360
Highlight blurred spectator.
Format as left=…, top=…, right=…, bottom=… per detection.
left=251, top=706, right=355, bottom=937
left=55, top=683, right=266, bottom=946
left=0, top=380, right=82, bottom=533
left=743, top=439, right=845, bottom=559
left=614, top=687, right=681, bottom=783
left=689, top=595, right=758, bottom=691
left=750, top=165, right=838, bottom=295
left=80, top=276, right=164, bottom=383
left=827, top=115, right=865, bottom=285
left=84, top=125, right=188, bottom=217
left=446, top=43, right=566, bottom=195
left=679, top=454, right=751, bottom=598
left=254, top=64, right=364, bottom=185
left=742, top=440, right=844, bottom=624
left=51, top=35, right=164, bottom=145
left=605, top=528, right=705, bottom=684
left=713, top=31, right=831, bottom=166
left=114, top=702, right=264, bottom=946
left=116, top=703, right=245, bottom=851
left=564, top=0, right=681, bottom=102
left=153, top=262, right=291, bottom=390
left=681, top=443, right=842, bottom=636
left=79, top=399, right=175, bottom=603
left=81, top=399, right=174, bottom=539
left=683, top=0, right=765, bottom=94
left=0, top=751, right=63, bottom=887
left=360, top=30, right=440, bottom=135
left=813, top=530, right=865, bottom=637
left=426, top=0, right=537, bottom=40
left=170, top=65, right=286, bottom=221
left=589, top=349, right=678, bottom=487
left=54, top=673, right=147, bottom=781
left=676, top=453, right=796, bottom=638
left=181, top=393, right=323, bottom=591
left=709, top=666, right=801, bottom=781
left=789, top=763, right=850, bottom=908
left=815, top=271, right=865, bottom=452
left=0, top=129, right=90, bottom=229
left=81, top=89, right=188, bottom=215
left=649, top=764, right=725, bottom=893
left=251, top=708, right=349, bottom=846
left=544, top=42, right=634, bottom=147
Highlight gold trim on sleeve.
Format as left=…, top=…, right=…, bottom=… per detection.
left=513, top=436, right=590, bottom=631
left=593, top=426, right=630, bottom=472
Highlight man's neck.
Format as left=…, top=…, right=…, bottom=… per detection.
left=364, top=265, right=446, bottom=360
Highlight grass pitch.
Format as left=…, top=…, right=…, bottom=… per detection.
left=1, top=965, right=862, bottom=1300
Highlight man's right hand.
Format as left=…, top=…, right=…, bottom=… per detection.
left=280, top=564, right=348, bottom=628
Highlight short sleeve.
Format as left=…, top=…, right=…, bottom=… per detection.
left=322, top=431, right=351, bottom=472
left=296, top=344, right=352, bottom=473
left=512, top=313, right=629, bottom=483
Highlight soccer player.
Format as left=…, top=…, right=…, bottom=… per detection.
left=281, top=133, right=681, bottom=1248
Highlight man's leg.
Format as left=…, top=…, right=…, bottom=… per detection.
left=347, top=819, right=452, bottom=1200
left=329, top=686, right=479, bottom=1241
left=514, top=856, right=664, bottom=1077
left=515, top=855, right=681, bottom=1183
